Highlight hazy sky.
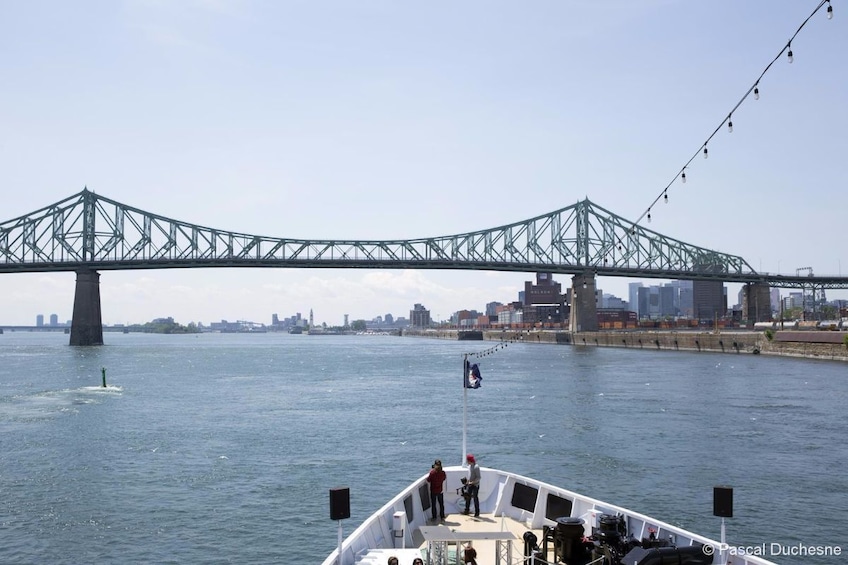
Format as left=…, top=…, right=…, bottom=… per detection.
left=1, top=0, right=846, bottom=327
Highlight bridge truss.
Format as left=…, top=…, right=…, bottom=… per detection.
left=1, top=189, right=846, bottom=289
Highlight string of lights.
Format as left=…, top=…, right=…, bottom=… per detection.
left=465, top=331, right=527, bottom=359
left=631, top=0, right=834, bottom=229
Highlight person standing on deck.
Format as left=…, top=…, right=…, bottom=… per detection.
left=427, top=459, right=447, bottom=521
left=463, top=454, right=480, bottom=517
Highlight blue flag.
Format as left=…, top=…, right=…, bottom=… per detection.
left=464, top=362, right=482, bottom=389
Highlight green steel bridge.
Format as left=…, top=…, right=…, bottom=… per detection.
left=2, top=189, right=846, bottom=343
left=3, top=188, right=845, bottom=286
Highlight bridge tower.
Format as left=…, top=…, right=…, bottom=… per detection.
left=69, top=270, right=104, bottom=346
left=742, top=283, right=773, bottom=324
left=569, top=272, right=598, bottom=332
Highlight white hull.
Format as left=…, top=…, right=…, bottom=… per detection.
left=322, top=466, right=777, bottom=565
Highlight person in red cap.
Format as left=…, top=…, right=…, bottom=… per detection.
left=463, top=454, right=480, bottom=517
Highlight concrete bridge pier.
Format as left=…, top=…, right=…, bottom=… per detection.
left=69, top=270, right=104, bottom=346
left=743, top=282, right=773, bottom=323
left=569, top=272, right=598, bottom=332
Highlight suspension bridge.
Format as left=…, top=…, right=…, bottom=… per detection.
left=2, top=189, right=846, bottom=344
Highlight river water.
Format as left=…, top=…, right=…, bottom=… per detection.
left=0, top=332, right=844, bottom=564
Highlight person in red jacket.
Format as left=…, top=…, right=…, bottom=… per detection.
left=426, top=459, right=447, bottom=521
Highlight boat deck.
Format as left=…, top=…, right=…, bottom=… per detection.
left=327, top=466, right=778, bottom=565
left=360, top=511, right=546, bottom=565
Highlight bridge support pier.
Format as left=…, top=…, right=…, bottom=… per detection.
left=569, top=272, right=598, bottom=332
left=743, top=282, right=772, bottom=324
left=69, top=270, right=104, bottom=346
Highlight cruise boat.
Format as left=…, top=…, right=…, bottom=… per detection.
left=319, top=464, right=776, bottom=565
left=322, top=364, right=776, bottom=565
left=321, top=348, right=778, bottom=565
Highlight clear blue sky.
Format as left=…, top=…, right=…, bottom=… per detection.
left=1, top=0, right=846, bottom=326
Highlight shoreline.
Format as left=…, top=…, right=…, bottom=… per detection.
left=402, top=328, right=848, bottom=363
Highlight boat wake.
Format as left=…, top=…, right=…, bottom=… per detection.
left=80, top=385, right=123, bottom=393
left=0, top=385, right=123, bottom=422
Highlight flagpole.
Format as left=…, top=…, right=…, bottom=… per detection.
left=462, top=353, right=468, bottom=466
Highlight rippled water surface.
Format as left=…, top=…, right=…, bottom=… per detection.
left=1, top=332, right=845, bottom=564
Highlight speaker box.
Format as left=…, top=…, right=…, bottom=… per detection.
left=713, top=486, right=733, bottom=518
left=330, top=487, right=351, bottom=520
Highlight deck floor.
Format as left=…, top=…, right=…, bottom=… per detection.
left=411, top=512, right=547, bottom=564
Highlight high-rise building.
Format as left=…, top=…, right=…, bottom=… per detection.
left=637, top=287, right=654, bottom=319
left=666, top=280, right=688, bottom=314
left=628, top=283, right=643, bottom=317
left=658, top=286, right=675, bottom=317
left=634, top=283, right=681, bottom=319
left=693, top=280, right=726, bottom=321
left=409, top=304, right=431, bottom=327
left=678, top=281, right=694, bottom=318
left=36, top=314, right=44, bottom=327
left=50, top=314, right=58, bottom=326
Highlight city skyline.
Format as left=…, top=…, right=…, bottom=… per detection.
left=14, top=274, right=842, bottom=329
left=1, top=1, right=845, bottom=326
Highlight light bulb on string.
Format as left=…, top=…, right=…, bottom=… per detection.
left=827, top=2, right=833, bottom=19
left=629, top=1, right=825, bottom=260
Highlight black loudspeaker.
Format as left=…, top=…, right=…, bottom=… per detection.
left=713, top=486, right=733, bottom=518
left=330, top=487, right=351, bottom=520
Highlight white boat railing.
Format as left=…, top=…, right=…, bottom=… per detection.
left=322, top=466, right=778, bottom=565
